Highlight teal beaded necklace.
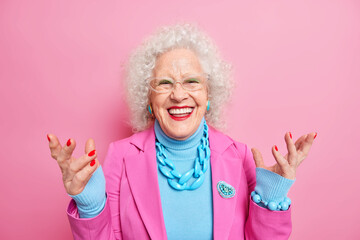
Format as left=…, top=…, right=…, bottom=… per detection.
left=156, top=121, right=211, bottom=191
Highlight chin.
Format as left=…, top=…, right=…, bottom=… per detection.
left=159, top=109, right=204, bottom=140
left=167, top=123, right=196, bottom=140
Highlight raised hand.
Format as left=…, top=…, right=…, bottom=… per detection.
left=47, top=134, right=100, bottom=195
left=251, top=132, right=317, bottom=180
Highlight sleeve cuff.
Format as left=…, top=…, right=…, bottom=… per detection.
left=254, top=168, right=295, bottom=204
left=68, top=165, right=106, bottom=218
left=66, top=195, right=115, bottom=239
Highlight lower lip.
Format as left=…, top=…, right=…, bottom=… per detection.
left=168, top=109, right=194, bottom=121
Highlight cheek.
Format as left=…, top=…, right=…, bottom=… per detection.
left=194, top=92, right=208, bottom=108
left=150, top=95, right=167, bottom=115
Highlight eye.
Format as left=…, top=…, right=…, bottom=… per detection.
left=184, top=78, right=200, bottom=84
left=158, top=79, right=173, bottom=85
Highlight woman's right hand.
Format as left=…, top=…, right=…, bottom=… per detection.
left=47, top=134, right=100, bottom=195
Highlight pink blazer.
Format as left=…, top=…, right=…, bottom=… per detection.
left=66, top=125, right=292, bottom=239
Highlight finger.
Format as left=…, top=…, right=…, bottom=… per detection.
left=48, top=134, right=62, bottom=160
left=57, top=138, right=77, bottom=167
left=70, top=159, right=99, bottom=195
left=251, top=148, right=265, bottom=168
left=85, top=138, right=96, bottom=155
left=298, top=132, right=317, bottom=162
left=70, top=149, right=97, bottom=173
left=284, top=133, right=305, bottom=162
left=85, top=138, right=97, bottom=167
left=285, top=132, right=297, bottom=166
left=272, top=145, right=289, bottom=168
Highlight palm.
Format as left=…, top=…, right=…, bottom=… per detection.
left=251, top=132, right=316, bottom=180
left=48, top=134, right=99, bottom=195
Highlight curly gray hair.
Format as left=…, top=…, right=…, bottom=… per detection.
left=125, top=22, right=233, bottom=132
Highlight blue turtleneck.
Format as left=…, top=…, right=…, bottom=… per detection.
left=155, top=117, right=214, bottom=240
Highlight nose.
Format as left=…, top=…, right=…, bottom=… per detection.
left=170, top=82, right=188, bottom=102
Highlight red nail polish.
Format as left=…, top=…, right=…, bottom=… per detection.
left=67, top=139, right=71, bottom=146
left=275, top=145, right=278, bottom=151
left=47, top=134, right=50, bottom=142
left=90, top=159, right=96, bottom=167
left=289, top=132, right=292, bottom=139
left=88, top=150, right=96, bottom=157
left=314, top=133, right=317, bottom=139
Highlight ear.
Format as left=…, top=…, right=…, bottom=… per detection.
left=148, top=89, right=153, bottom=100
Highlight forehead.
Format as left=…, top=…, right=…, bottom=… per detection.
left=153, top=48, right=203, bottom=76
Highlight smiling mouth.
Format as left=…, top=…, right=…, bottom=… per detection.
left=167, top=107, right=194, bottom=121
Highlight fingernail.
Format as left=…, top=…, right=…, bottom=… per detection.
left=314, top=132, right=317, bottom=139
left=289, top=132, right=292, bottom=139
left=275, top=145, right=278, bottom=151
left=47, top=134, right=50, bottom=142
left=67, top=139, right=71, bottom=147
left=90, top=159, right=96, bottom=167
left=88, top=150, right=96, bottom=157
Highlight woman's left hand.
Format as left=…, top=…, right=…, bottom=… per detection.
left=251, top=132, right=317, bottom=180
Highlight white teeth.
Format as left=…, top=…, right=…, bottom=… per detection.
left=169, top=107, right=193, bottom=115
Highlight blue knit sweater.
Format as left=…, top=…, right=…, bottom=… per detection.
left=155, top=117, right=213, bottom=240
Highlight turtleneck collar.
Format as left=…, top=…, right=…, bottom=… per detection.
left=154, top=117, right=205, bottom=150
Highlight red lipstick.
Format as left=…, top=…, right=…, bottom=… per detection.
left=168, top=106, right=194, bottom=121
left=168, top=106, right=192, bottom=109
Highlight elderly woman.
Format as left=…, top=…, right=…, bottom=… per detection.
left=47, top=23, right=316, bottom=240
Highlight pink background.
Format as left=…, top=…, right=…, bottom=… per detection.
left=1, top=0, right=359, bottom=239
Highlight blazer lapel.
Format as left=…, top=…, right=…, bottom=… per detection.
left=209, top=127, right=244, bottom=240
left=124, top=126, right=167, bottom=240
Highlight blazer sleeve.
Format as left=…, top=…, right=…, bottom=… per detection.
left=239, top=143, right=292, bottom=240
left=66, top=142, right=124, bottom=240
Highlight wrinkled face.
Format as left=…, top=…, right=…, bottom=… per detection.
left=149, top=48, right=208, bottom=140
